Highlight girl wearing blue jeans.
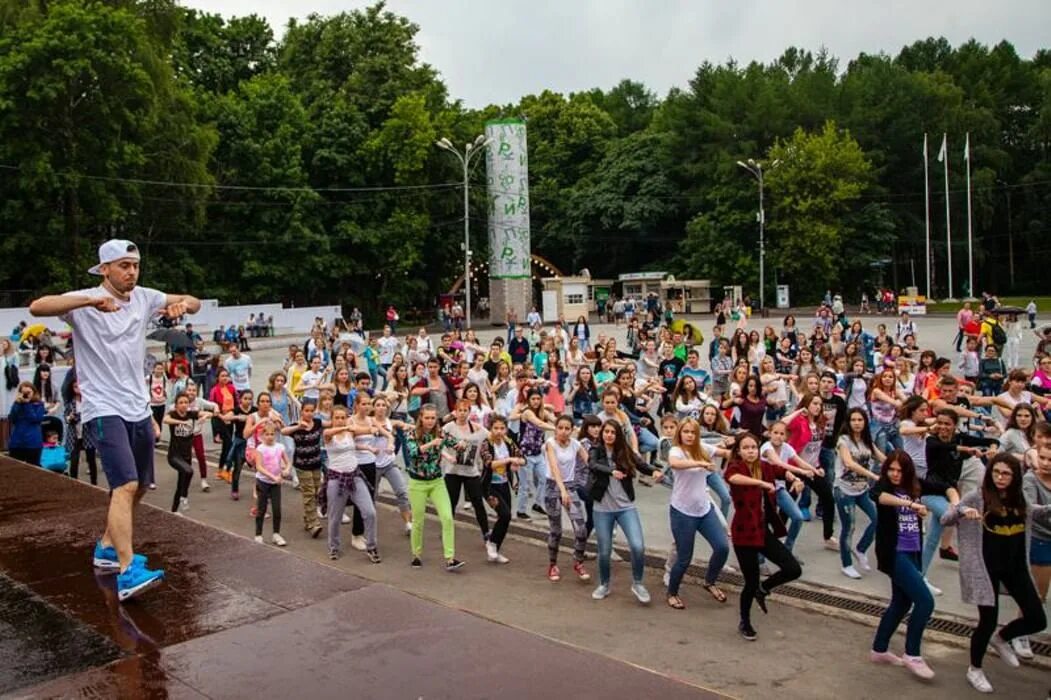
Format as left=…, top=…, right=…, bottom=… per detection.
left=510, top=390, right=557, bottom=518
left=664, top=418, right=730, bottom=609
left=834, top=409, right=885, bottom=580
left=761, top=421, right=823, bottom=556
left=870, top=451, right=952, bottom=680
left=587, top=420, right=655, bottom=605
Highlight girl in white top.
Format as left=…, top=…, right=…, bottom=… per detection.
left=543, top=415, right=592, bottom=582
left=462, top=382, right=493, bottom=428
left=899, top=396, right=932, bottom=478
left=665, top=418, right=730, bottom=609
left=466, top=354, right=492, bottom=400
left=370, top=396, right=412, bottom=534
left=760, top=356, right=791, bottom=419
left=324, top=405, right=379, bottom=562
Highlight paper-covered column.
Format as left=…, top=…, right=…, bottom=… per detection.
left=485, top=119, right=532, bottom=326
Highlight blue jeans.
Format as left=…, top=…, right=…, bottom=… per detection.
left=871, top=421, right=902, bottom=457
left=636, top=426, right=659, bottom=454
left=873, top=550, right=934, bottom=657
left=835, top=486, right=877, bottom=568
left=594, top=507, right=646, bottom=586
left=920, top=494, right=950, bottom=574
left=516, top=453, right=548, bottom=514
left=776, top=487, right=804, bottom=551
left=668, top=505, right=728, bottom=594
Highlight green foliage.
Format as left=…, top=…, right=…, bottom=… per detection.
left=1, top=0, right=1050, bottom=312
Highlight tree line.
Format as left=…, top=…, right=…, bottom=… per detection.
left=1, top=0, right=1049, bottom=316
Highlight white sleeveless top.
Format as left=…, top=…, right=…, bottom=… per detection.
left=327, top=432, right=358, bottom=474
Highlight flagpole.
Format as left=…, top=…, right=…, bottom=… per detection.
left=965, top=132, right=974, bottom=299
left=942, top=133, right=954, bottom=301
left=923, top=133, right=931, bottom=301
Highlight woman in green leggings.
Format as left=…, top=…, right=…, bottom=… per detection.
left=405, top=403, right=464, bottom=571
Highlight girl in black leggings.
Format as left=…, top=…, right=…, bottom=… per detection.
left=479, top=415, right=520, bottom=564
left=942, top=454, right=1049, bottom=693
left=164, top=394, right=212, bottom=513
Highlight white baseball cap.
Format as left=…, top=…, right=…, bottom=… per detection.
left=88, top=239, right=140, bottom=275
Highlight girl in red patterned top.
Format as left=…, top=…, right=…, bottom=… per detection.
left=725, top=432, right=802, bottom=641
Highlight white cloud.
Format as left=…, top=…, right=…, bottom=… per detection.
left=182, top=0, right=1050, bottom=106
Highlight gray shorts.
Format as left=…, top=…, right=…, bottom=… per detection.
left=85, top=416, right=155, bottom=490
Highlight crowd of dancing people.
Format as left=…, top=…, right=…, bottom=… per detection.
left=9, top=299, right=1051, bottom=693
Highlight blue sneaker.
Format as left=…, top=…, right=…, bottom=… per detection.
left=117, top=563, right=165, bottom=602
left=800, top=508, right=813, bottom=522
left=93, top=542, right=147, bottom=572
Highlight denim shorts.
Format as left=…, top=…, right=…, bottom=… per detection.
left=84, top=415, right=155, bottom=490
left=1031, top=537, right=1051, bottom=566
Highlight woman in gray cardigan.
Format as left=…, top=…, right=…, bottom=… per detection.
left=940, top=453, right=1049, bottom=693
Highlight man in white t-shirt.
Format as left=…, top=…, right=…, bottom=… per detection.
left=29, top=239, right=200, bottom=602
left=298, top=355, right=326, bottom=404
left=223, top=342, right=253, bottom=393
left=377, top=325, right=400, bottom=389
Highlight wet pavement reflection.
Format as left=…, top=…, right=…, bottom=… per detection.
left=2, top=457, right=719, bottom=699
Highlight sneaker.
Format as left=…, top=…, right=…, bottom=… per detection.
left=254, top=535, right=263, bottom=544
left=200, top=479, right=210, bottom=492
left=341, top=513, right=351, bottom=525
left=231, top=491, right=240, bottom=501
left=853, top=548, right=871, bottom=572
left=367, top=548, right=382, bottom=564
left=800, top=507, right=812, bottom=522
left=923, top=578, right=943, bottom=597
left=463, top=502, right=473, bottom=511
left=350, top=535, right=367, bottom=551
left=591, top=583, right=611, bottom=600
left=823, top=537, right=838, bottom=551
left=547, top=564, right=561, bottom=582
left=92, top=542, right=147, bottom=571
left=495, top=553, right=510, bottom=564
left=148, top=483, right=156, bottom=490
left=329, top=549, right=340, bottom=560
left=902, top=655, right=935, bottom=680
left=631, top=583, right=651, bottom=604
left=610, top=550, right=624, bottom=562
left=584, top=551, right=597, bottom=560
left=404, top=521, right=413, bottom=536
left=316, top=508, right=324, bottom=520
left=271, top=533, right=287, bottom=547
left=116, top=563, right=165, bottom=602
left=178, top=497, right=189, bottom=513
left=738, top=621, right=758, bottom=641
left=445, top=558, right=465, bottom=572
left=531, top=503, right=547, bottom=516
left=966, top=666, right=993, bottom=693
left=938, top=546, right=959, bottom=562
left=486, top=541, right=499, bottom=563
left=841, top=565, right=862, bottom=580
left=411, top=557, right=422, bottom=569
left=515, top=511, right=531, bottom=521
left=869, top=650, right=903, bottom=666
left=573, top=561, right=591, bottom=581
left=310, top=526, right=323, bottom=539
left=989, top=631, right=1020, bottom=668
left=1010, top=635, right=1034, bottom=660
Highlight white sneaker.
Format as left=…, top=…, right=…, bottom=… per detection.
left=179, top=497, right=190, bottom=513
left=852, top=548, right=871, bottom=572
left=823, top=537, right=839, bottom=551
left=350, top=535, right=367, bottom=551
left=463, top=502, right=473, bottom=511
left=495, top=552, right=510, bottom=564
left=342, top=513, right=351, bottom=524
left=990, top=631, right=1020, bottom=668
left=923, top=578, right=943, bottom=596
left=254, top=535, right=263, bottom=544
left=610, top=550, right=623, bottom=562
left=271, top=533, right=287, bottom=547
left=486, top=541, right=499, bottom=562
left=841, top=565, right=862, bottom=580
left=631, top=583, right=651, bottom=604
left=200, top=479, right=210, bottom=492
left=591, top=583, right=610, bottom=600
left=404, top=521, right=413, bottom=535
left=1010, top=635, right=1034, bottom=660
left=966, top=666, right=993, bottom=693
left=316, top=507, right=324, bottom=520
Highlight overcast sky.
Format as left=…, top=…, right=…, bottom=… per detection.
left=184, top=0, right=1050, bottom=107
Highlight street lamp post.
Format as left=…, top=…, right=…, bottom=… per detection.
left=737, top=158, right=779, bottom=310
left=437, top=134, right=491, bottom=329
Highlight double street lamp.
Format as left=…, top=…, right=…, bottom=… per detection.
left=436, top=134, right=491, bottom=329
left=736, top=158, right=779, bottom=310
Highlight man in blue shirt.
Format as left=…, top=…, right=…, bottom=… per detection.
left=678, top=349, right=711, bottom=393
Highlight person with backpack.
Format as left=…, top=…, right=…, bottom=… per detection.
left=980, top=311, right=1007, bottom=354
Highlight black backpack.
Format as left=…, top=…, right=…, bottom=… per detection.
left=990, top=321, right=1007, bottom=346
left=4, top=362, right=18, bottom=390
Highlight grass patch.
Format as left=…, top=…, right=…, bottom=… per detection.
left=924, top=296, right=1051, bottom=315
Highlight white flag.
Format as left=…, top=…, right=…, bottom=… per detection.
left=963, top=133, right=970, bottom=161
left=937, top=133, right=947, bottom=163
